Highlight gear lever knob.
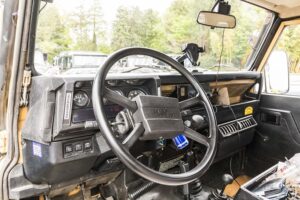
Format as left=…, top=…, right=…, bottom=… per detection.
left=220, top=174, right=234, bottom=196
left=222, top=174, right=234, bottom=186
left=209, top=174, right=233, bottom=200
left=209, top=174, right=234, bottom=200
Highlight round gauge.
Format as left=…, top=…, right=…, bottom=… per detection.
left=127, top=89, right=146, bottom=99
left=73, top=91, right=89, bottom=107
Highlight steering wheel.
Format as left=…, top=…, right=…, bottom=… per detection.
left=92, top=47, right=218, bottom=186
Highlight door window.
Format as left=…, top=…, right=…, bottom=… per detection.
left=264, top=24, right=300, bottom=96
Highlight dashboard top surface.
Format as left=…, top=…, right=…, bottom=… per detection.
left=50, top=71, right=261, bottom=82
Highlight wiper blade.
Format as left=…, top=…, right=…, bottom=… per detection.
left=121, top=66, right=143, bottom=73
left=121, top=64, right=168, bottom=73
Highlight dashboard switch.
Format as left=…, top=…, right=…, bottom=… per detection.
left=65, top=145, right=73, bottom=153
left=75, top=143, right=83, bottom=151
left=84, top=141, right=92, bottom=150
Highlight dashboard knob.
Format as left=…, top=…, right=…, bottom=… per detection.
left=184, top=115, right=206, bottom=130
left=191, top=115, right=205, bottom=130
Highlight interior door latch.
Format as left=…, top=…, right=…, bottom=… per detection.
left=20, top=69, right=31, bottom=106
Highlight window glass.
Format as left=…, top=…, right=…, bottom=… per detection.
left=265, top=24, right=300, bottom=95
left=35, top=0, right=271, bottom=75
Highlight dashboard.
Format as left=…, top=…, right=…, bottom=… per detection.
left=21, top=72, right=261, bottom=184
left=22, top=72, right=261, bottom=142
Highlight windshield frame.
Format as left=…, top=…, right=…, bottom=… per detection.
left=245, top=12, right=276, bottom=71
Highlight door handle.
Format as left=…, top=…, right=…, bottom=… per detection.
left=260, top=111, right=281, bottom=125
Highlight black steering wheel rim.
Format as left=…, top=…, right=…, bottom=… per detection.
left=92, top=47, right=218, bottom=186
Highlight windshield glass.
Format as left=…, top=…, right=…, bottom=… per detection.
left=35, top=0, right=272, bottom=75
left=72, top=55, right=107, bottom=68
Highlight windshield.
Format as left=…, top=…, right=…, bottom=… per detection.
left=72, top=55, right=107, bottom=68
left=35, top=0, right=272, bottom=75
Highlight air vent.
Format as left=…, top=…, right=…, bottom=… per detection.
left=218, top=116, right=257, bottom=137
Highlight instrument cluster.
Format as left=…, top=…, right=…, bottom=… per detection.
left=71, top=78, right=157, bottom=123
left=73, top=88, right=147, bottom=108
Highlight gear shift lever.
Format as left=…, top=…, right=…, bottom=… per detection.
left=220, top=174, right=234, bottom=196
left=209, top=174, right=234, bottom=200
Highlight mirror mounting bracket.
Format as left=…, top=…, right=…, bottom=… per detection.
left=212, top=0, right=231, bottom=15
left=177, top=43, right=205, bottom=66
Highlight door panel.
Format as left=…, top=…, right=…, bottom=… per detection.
left=249, top=94, right=300, bottom=169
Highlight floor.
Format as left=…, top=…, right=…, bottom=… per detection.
left=137, top=155, right=251, bottom=200
left=137, top=184, right=213, bottom=200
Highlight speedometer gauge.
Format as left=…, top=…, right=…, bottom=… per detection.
left=127, top=89, right=146, bottom=99
left=73, top=91, right=89, bottom=107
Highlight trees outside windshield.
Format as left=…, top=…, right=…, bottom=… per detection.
left=36, top=0, right=271, bottom=74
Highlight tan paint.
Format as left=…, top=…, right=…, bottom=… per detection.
left=209, top=79, right=255, bottom=87
left=17, top=107, right=28, bottom=163
left=0, top=130, right=7, bottom=155
left=257, top=19, right=300, bottom=72
left=245, top=0, right=300, bottom=18
left=68, top=186, right=81, bottom=197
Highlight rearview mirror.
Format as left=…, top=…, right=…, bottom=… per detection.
left=197, top=11, right=236, bottom=29
left=265, top=50, right=289, bottom=94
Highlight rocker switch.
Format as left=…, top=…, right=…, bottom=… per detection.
left=84, top=141, right=92, bottom=151
left=65, top=145, right=73, bottom=153
left=75, top=143, right=83, bottom=151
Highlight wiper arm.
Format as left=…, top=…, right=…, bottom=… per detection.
left=121, top=66, right=143, bottom=73
left=121, top=64, right=167, bottom=73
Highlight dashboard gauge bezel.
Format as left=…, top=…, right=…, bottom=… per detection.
left=73, top=90, right=90, bottom=107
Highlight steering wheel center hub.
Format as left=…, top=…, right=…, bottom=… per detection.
left=133, top=95, right=184, bottom=140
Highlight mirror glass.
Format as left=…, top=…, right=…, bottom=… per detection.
left=197, top=11, right=236, bottom=29
left=265, top=50, right=289, bottom=94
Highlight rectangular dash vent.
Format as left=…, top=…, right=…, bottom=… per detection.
left=218, top=116, right=257, bottom=137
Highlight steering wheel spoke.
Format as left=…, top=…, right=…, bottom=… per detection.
left=122, top=123, right=144, bottom=148
left=104, top=87, right=138, bottom=111
left=184, top=126, right=210, bottom=147
left=179, top=96, right=202, bottom=110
